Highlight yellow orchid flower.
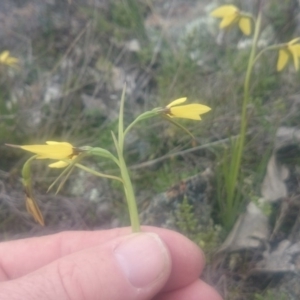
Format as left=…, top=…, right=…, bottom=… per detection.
left=210, top=5, right=252, bottom=36
left=7, top=141, right=75, bottom=159
left=277, top=38, right=300, bottom=71
left=6, top=141, right=78, bottom=168
left=164, top=98, right=211, bottom=120
left=0, top=50, right=19, bottom=67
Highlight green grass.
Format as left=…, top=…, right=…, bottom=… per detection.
left=175, top=195, right=221, bottom=255
left=254, top=290, right=288, bottom=300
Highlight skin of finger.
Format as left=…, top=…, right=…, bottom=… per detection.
left=0, top=229, right=130, bottom=281
left=0, top=234, right=171, bottom=300
left=0, top=226, right=204, bottom=292
left=147, top=227, right=204, bottom=291
left=152, top=279, right=223, bottom=300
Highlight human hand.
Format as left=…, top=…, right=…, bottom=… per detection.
left=0, top=227, right=222, bottom=300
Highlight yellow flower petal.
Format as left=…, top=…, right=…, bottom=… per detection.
left=239, top=17, right=251, bottom=35
left=46, top=141, right=67, bottom=145
left=48, top=161, right=69, bottom=168
left=6, top=57, right=18, bottom=65
left=290, top=45, right=300, bottom=71
left=48, top=155, right=77, bottom=168
left=0, top=51, right=9, bottom=62
left=277, top=49, right=289, bottom=71
left=220, top=14, right=238, bottom=29
left=288, top=37, right=300, bottom=46
left=166, top=97, right=187, bottom=108
left=169, top=104, right=211, bottom=120
left=0, top=50, right=18, bottom=67
left=210, top=5, right=238, bottom=17
left=296, top=44, right=300, bottom=56
left=288, top=43, right=300, bottom=71
left=20, top=141, right=74, bottom=160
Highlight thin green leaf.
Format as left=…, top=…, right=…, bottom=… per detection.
left=118, top=83, right=126, bottom=152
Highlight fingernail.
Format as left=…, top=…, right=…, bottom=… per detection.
left=114, top=233, right=170, bottom=288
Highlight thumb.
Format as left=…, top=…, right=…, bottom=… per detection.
left=0, top=233, right=171, bottom=300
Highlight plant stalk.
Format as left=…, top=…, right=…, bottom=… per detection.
left=116, top=85, right=141, bottom=232
left=224, top=10, right=262, bottom=228
left=118, top=152, right=141, bottom=232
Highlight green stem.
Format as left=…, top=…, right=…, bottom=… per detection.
left=253, top=43, right=285, bottom=67
left=123, top=109, right=160, bottom=139
left=115, top=84, right=141, bottom=232
left=75, top=163, right=123, bottom=183
left=228, top=11, right=262, bottom=211
left=112, top=132, right=140, bottom=232
left=88, top=148, right=121, bottom=167
left=118, top=85, right=126, bottom=153
left=118, top=152, right=141, bottom=232
left=22, top=155, right=38, bottom=182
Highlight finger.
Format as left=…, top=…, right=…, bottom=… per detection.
left=153, top=279, right=223, bottom=300
left=0, top=229, right=127, bottom=281
left=0, top=226, right=204, bottom=291
left=149, top=227, right=204, bottom=291
left=0, top=233, right=171, bottom=300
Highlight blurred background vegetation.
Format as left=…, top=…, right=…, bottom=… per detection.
left=0, top=0, right=300, bottom=299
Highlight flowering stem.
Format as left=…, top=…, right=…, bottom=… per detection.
left=253, top=43, right=285, bottom=66
left=123, top=109, right=160, bottom=139
left=112, top=132, right=141, bottom=232
left=22, top=155, right=38, bottom=184
left=116, top=85, right=141, bottom=232
left=225, top=10, right=262, bottom=228
left=87, top=147, right=120, bottom=167
left=75, top=163, right=123, bottom=183
left=118, top=85, right=126, bottom=153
